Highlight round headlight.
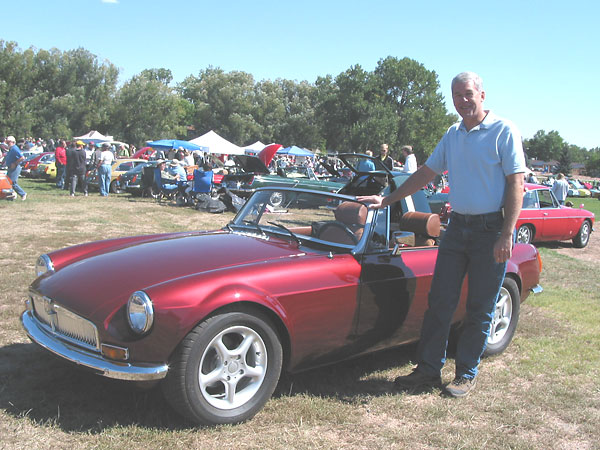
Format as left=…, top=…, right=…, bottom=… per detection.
left=127, top=291, right=154, bottom=335
left=35, top=254, right=54, bottom=277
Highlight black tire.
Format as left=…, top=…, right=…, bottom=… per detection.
left=516, top=224, right=533, bottom=245
left=175, top=193, right=188, bottom=207
left=110, top=180, right=120, bottom=194
left=484, top=277, right=520, bottom=356
left=162, top=311, right=283, bottom=425
left=572, top=220, right=591, bottom=248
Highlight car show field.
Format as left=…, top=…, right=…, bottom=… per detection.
left=0, top=177, right=599, bottom=449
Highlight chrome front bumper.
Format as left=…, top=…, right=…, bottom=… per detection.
left=21, top=310, right=168, bottom=381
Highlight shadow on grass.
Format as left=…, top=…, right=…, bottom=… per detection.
left=0, top=342, right=195, bottom=432
left=1, top=340, right=427, bottom=432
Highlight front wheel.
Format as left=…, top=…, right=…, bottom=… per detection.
left=572, top=220, right=591, bottom=248
left=162, top=310, right=283, bottom=425
left=516, top=224, right=533, bottom=244
left=484, top=277, right=520, bottom=356
left=110, top=180, right=120, bottom=194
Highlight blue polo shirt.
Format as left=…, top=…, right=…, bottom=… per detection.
left=425, top=111, right=526, bottom=215
left=4, top=144, right=23, bottom=168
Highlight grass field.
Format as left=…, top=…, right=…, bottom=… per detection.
left=1, top=178, right=599, bottom=449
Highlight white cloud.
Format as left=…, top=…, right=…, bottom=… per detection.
left=101, top=0, right=119, bottom=4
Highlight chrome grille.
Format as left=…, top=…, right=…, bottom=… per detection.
left=31, top=293, right=100, bottom=351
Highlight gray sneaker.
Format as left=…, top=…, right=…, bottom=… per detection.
left=446, top=376, right=477, bottom=397
left=394, top=369, right=441, bottom=389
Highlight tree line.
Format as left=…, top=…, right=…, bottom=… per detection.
left=1, top=40, right=598, bottom=174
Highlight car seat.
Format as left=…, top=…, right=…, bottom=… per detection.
left=317, top=201, right=367, bottom=245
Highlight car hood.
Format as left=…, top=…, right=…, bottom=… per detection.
left=232, top=155, right=271, bottom=174
left=33, top=231, right=306, bottom=317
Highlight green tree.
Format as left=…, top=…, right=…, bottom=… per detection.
left=111, top=69, right=187, bottom=147
left=178, top=67, right=261, bottom=145
left=555, top=146, right=572, bottom=176
left=525, top=130, right=565, bottom=161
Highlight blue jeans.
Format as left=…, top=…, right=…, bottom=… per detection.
left=7, top=165, right=26, bottom=198
left=98, top=164, right=112, bottom=196
left=417, top=211, right=507, bottom=380
left=56, top=164, right=65, bottom=188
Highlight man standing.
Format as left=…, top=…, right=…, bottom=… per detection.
left=55, top=140, right=67, bottom=189
left=401, top=145, right=418, bottom=174
left=358, top=72, right=525, bottom=397
left=551, top=173, right=569, bottom=205
left=68, top=140, right=88, bottom=196
left=4, top=136, right=27, bottom=200
left=377, top=144, right=394, bottom=170
left=97, top=142, right=115, bottom=196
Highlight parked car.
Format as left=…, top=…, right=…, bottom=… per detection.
left=86, top=158, right=147, bottom=193
left=567, top=179, right=591, bottom=197
left=0, top=171, right=15, bottom=199
left=516, top=183, right=595, bottom=247
left=222, top=155, right=345, bottom=207
left=22, top=152, right=53, bottom=177
left=33, top=155, right=56, bottom=179
left=22, top=158, right=543, bottom=425
left=119, top=161, right=158, bottom=196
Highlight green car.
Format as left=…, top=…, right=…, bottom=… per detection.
left=222, top=155, right=346, bottom=207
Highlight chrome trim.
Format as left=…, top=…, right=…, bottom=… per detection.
left=21, top=310, right=168, bottom=381
left=36, top=254, right=54, bottom=277
left=529, top=284, right=543, bottom=295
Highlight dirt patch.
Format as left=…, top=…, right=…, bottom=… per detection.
left=537, top=233, right=599, bottom=264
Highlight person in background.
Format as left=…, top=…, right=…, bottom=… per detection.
left=378, top=144, right=394, bottom=170
left=98, top=142, right=115, bottom=197
left=68, top=141, right=89, bottom=197
left=401, top=145, right=418, bottom=174
left=4, top=135, right=27, bottom=200
left=358, top=71, right=526, bottom=398
left=55, top=139, right=67, bottom=189
left=551, top=173, right=569, bottom=205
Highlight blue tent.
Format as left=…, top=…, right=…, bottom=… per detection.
left=147, top=139, right=208, bottom=151
left=277, top=145, right=314, bottom=157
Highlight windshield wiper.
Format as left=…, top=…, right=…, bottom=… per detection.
left=268, top=221, right=301, bottom=248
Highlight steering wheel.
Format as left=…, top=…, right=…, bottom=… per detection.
left=317, top=221, right=358, bottom=245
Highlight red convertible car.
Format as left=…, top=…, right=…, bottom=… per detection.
left=21, top=156, right=543, bottom=426
left=516, top=183, right=595, bottom=247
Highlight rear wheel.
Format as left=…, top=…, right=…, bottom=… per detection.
left=162, top=310, right=283, bottom=425
left=110, top=180, right=120, bottom=194
left=572, top=220, right=591, bottom=248
left=516, top=224, right=533, bottom=244
left=484, top=277, right=520, bottom=356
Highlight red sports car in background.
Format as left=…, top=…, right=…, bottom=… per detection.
left=517, top=183, right=595, bottom=247
left=21, top=155, right=543, bottom=426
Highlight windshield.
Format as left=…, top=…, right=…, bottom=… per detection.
left=338, top=153, right=390, bottom=173
left=230, top=188, right=370, bottom=249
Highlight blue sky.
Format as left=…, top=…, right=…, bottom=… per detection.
left=3, top=0, right=598, bottom=149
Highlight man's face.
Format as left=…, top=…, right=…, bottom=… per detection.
left=452, top=80, right=485, bottom=121
left=380, top=145, right=388, bottom=155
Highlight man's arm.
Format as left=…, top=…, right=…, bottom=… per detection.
left=357, top=165, right=437, bottom=208
left=494, top=173, right=524, bottom=263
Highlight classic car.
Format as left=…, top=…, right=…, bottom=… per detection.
left=567, top=179, right=591, bottom=197
left=0, top=171, right=16, bottom=199
left=22, top=157, right=543, bottom=426
left=86, top=158, right=147, bottom=193
left=222, top=154, right=345, bottom=207
left=118, top=161, right=159, bottom=196
left=516, top=183, right=595, bottom=247
left=22, top=152, right=54, bottom=177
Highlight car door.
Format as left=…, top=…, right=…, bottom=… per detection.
left=537, top=188, right=570, bottom=240
left=355, top=208, right=467, bottom=352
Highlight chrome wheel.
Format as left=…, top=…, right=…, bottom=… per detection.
left=572, top=221, right=591, bottom=248
left=488, top=286, right=512, bottom=346
left=516, top=225, right=532, bottom=244
left=199, top=325, right=267, bottom=410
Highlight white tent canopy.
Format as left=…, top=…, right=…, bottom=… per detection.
left=189, top=130, right=245, bottom=155
left=244, top=140, right=266, bottom=151
left=74, top=130, right=113, bottom=142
